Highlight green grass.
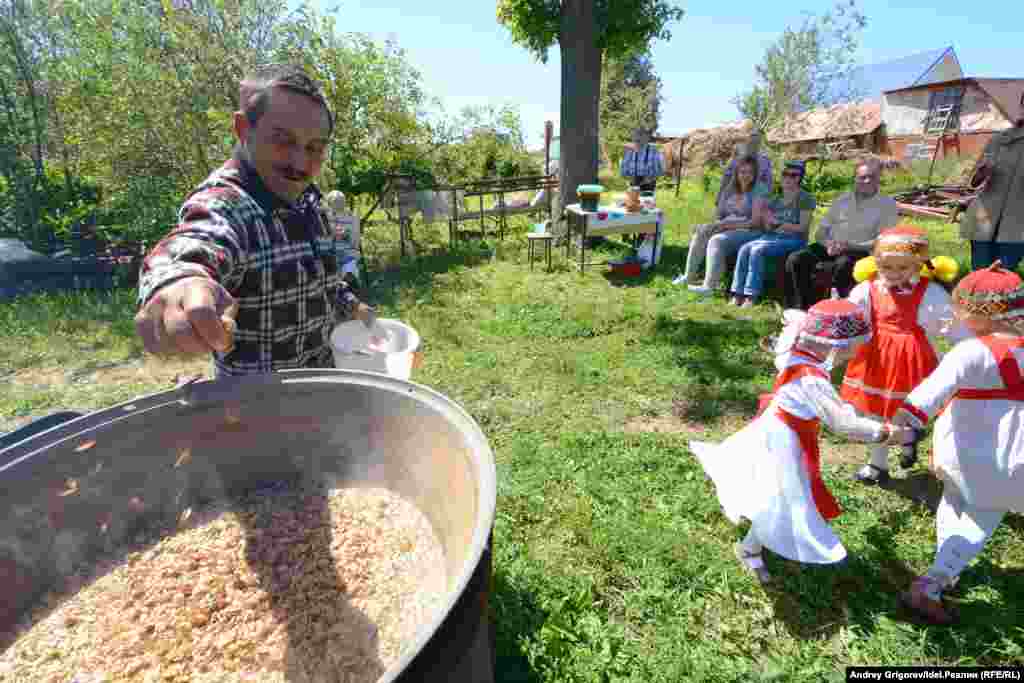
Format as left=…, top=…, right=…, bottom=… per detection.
left=3, top=181, right=1022, bottom=680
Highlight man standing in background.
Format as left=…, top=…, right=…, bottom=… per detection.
left=620, top=127, right=665, bottom=193
left=960, top=90, right=1024, bottom=271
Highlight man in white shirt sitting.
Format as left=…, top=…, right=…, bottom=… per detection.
left=784, top=156, right=899, bottom=310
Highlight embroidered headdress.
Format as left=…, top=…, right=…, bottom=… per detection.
left=854, top=225, right=959, bottom=284
left=874, top=225, right=929, bottom=259
left=952, top=261, right=1024, bottom=326
left=799, top=299, right=872, bottom=347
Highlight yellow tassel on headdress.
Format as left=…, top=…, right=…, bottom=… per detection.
left=854, top=254, right=959, bottom=283
left=853, top=256, right=877, bottom=283
left=927, top=255, right=959, bottom=283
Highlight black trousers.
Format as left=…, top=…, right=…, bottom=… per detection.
left=784, top=243, right=871, bottom=310
left=631, top=178, right=657, bottom=194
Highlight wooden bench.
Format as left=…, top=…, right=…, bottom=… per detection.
left=722, top=253, right=832, bottom=304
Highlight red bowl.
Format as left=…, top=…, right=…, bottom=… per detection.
left=610, top=262, right=643, bottom=277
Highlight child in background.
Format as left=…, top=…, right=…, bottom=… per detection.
left=691, top=300, right=914, bottom=584
left=840, top=225, right=968, bottom=485
left=894, top=263, right=1024, bottom=624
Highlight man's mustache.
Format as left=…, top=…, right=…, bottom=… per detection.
left=277, top=167, right=308, bottom=181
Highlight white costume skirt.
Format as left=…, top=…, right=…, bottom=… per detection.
left=691, top=413, right=847, bottom=564
left=932, top=410, right=1024, bottom=514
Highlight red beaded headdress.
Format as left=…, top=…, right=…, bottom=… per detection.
left=799, top=299, right=872, bottom=347
left=952, top=261, right=1024, bottom=325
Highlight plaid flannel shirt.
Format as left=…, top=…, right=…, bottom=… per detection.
left=138, top=154, right=360, bottom=377
left=619, top=144, right=665, bottom=180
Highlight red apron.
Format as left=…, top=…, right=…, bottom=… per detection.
left=760, top=361, right=842, bottom=520
left=841, top=278, right=938, bottom=418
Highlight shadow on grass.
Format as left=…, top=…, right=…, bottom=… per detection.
left=651, top=315, right=774, bottom=421
left=764, top=504, right=1024, bottom=659
left=882, top=472, right=1024, bottom=536
left=490, top=565, right=544, bottom=683
left=599, top=242, right=689, bottom=289
left=862, top=508, right=1024, bottom=658
left=363, top=240, right=495, bottom=309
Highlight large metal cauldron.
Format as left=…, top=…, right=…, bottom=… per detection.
left=0, top=370, right=496, bottom=682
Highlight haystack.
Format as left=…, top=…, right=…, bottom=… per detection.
left=661, top=120, right=755, bottom=178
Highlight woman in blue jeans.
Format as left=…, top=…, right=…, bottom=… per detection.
left=680, top=155, right=767, bottom=292
left=730, top=161, right=816, bottom=307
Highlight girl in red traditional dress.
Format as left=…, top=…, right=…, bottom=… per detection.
left=840, top=225, right=968, bottom=485
left=691, top=300, right=914, bottom=584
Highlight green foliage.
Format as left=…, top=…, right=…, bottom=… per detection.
left=0, top=160, right=103, bottom=250
left=601, top=49, right=662, bottom=168
left=495, top=0, right=561, bottom=63
left=3, top=0, right=542, bottom=243
left=98, top=173, right=183, bottom=248
left=497, top=0, right=685, bottom=63
left=430, top=104, right=540, bottom=185
left=802, top=162, right=852, bottom=198
left=734, top=0, right=867, bottom=132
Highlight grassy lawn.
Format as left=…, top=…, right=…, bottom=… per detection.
left=3, top=180, right=1023, bottom=680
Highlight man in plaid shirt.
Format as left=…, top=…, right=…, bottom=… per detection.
left=619, top=127, right=665, bottom=193
left=134, top=64, right=376, bottom=376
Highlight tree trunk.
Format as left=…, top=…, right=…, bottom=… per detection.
left=558, top=0, right=602, bottom=214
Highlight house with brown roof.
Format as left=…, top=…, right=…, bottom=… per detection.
left=766, top=101, right=884, bottom=156
left=763, top=48, right=963, bottom=158
left=881, top=77, right=1024, bottom=162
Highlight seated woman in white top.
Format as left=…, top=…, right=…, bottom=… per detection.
left=677, top=155, right=768, bottom=292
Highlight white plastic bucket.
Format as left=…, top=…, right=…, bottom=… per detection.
left=330, top=318, right=421, bottom=380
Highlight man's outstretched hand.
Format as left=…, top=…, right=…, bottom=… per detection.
left=135, top=277, right=238, bottom=357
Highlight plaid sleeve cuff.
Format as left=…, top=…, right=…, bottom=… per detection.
left=137, top=264, right=213, bottom=306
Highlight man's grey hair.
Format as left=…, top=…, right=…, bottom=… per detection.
left=239, top=63, right=334, bottom=135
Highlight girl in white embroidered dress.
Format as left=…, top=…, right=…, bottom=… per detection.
left=691, top=300, right=914, bottom=584
left=894, top=262, right=1024, bottom=624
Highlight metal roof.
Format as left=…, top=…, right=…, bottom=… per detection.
left=835, top=47, right=958, bottom=101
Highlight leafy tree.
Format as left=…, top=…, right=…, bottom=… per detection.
left=497, top=0, right=683, bottom=210
left=276, top=8, right=439, bottom=207
left=427, top=103, right=536, bottom=183
left=601, top=48, right=662, bottom=171
left=733, top=0, right=867, bottom=133
left=0, top=0, right=60, bottom=246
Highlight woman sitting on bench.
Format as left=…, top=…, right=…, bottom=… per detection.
left=679, top=155, right=766, bottom=294
left=729, top=161, right=816, bottom=307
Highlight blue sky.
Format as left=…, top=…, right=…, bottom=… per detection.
left=310, top=1, right=1013, bottom=149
